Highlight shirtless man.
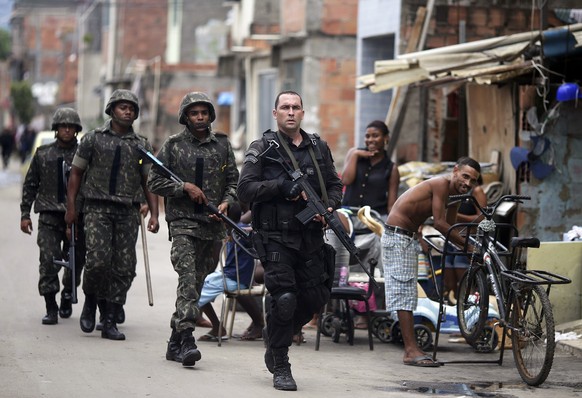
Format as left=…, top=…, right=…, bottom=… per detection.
left=382, top=156, right=481, bottom=367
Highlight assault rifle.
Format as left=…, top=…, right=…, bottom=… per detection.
left=53, top=161, right=77, bottom=304
left=259, top=139, right=379, bottom=288
left=137, top=145, right=257, bottom=258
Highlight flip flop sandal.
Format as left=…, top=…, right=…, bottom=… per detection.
left=198, top=332, right=228, bottom=342
left=403, top=355, right=440, bottom=367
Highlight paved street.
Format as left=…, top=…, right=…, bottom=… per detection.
left=1, top=157, right=581, bottom=398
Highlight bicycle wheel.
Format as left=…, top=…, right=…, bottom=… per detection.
left=510, top=285, right=555, bottom=386
left=456, top=268, right=489, bottom=343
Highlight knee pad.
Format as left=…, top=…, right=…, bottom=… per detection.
left=275, top=292, right=297, bottom=321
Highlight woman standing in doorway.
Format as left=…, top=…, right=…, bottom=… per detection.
left=341, top=120, right=400, bottom=219
left=341, top=120, right=400, bottom=329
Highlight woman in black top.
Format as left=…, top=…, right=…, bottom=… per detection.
left=341, top=120, right=400, bottom=219
left=340, top=120, right=400, bottom=329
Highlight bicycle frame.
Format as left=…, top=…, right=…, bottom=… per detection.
left=474, top=232, right=513, bottom=327
left=424, top=194, right=571, bottom=385
left=425, top=221, right=517, bottom=366
left=474, top=232, right=518, bottom=365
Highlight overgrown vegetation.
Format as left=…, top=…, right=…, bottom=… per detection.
left=10, top=81, right=35, bottom=125
left=0, top=29, right=10, bottom=60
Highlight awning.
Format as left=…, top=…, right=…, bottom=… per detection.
left=357, top=23, right=582, bottom=93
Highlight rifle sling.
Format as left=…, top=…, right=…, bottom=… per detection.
left=275, top=131, right=329, bottom=207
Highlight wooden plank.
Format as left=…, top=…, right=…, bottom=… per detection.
left=386, top=1, right=434, bottom=157
left=465, top=84, right=515, bottom=191
left=385, top=7, right=425, bottom=122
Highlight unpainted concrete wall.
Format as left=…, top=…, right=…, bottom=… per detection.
left=519, top=101, right=582, bottom=242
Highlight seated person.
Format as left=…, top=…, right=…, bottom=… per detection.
left=197, top=205, right=265, bottom=341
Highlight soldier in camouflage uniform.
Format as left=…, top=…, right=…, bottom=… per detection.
left=20, top=107, right=86, bottom=325
left=94, top=169, right=149, bottom=331
left=65, top=89, right=160, bottom=341
left=147, top=92, right=239, bottom=367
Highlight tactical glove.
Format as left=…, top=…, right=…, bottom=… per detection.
left=278, top=179, right=302, bottom=199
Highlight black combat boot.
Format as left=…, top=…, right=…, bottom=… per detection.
left=101, top=302, right=126, bottom=341
left=95, top=299, right=106, bottom=331
left=166, top=329, right=182, bottom=362
left=272, top=347, right=297, bottom=391
left=80, top=294, right=97, bottom=333
left=58, top=291, right=72, bottom=319
left=180, top=329, right=201, bottom=367
left=263, top=327, right=274, bottom=373
left=116, top=305, right=125, bottom=324
left=42, top=294, right=59, bottom=325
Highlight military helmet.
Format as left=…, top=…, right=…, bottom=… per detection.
left=178, top=92, right=216, bottom=125
left=51, top=107, right=82, bottom=132
left=105, top=89, right=140, bottom=117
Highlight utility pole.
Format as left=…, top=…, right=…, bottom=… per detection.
left=540, top=0, right=548, bottom=31
left=76, top=0, right=101, bottom=120
left=104, top=0, right=118, bottom=111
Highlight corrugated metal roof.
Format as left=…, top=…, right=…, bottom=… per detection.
left=357, top=23, right=582, bottom=93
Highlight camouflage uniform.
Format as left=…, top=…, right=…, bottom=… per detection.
left=147, top=94, right=239, bottom=334
left=20, top=139, right=85, bottom=297
left=73, top=120, right=152, bottom=305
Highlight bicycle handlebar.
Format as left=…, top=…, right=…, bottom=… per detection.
left=448, top=194, right=530, bottom=220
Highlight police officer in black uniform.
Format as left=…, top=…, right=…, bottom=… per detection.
left=238, top=91, right=342, bottom=391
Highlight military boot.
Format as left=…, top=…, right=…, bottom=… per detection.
left=166, top=329, right=182, bottom=362
left=272, top=347, right=297, bottom=391
left=101, top=302, right=126, bottom=341
left=180, top=329, right=201, bottom=367
left=58, top=291, right=72, bottom=319
left=80, top=294, right=97, bottom=332
left=95, top=299, right=106, bottom=331
left=116, top=305, right=125, bottom=324
left=42, top=294, right=59, bottom=325
left=263, top=327, right=274, bottom=373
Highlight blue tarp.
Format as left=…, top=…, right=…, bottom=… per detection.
left=217, top=92, right=234, bottom=106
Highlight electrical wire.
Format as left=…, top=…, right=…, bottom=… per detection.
left=531, top=58, right=550, bottom=112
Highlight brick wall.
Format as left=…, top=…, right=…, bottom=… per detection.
left=21, top=12, right=78, bottom=105
left=275, top=0, right=358, bottom=159
left=281, top=0, right=306, bottom=34
left=317, top=57, right=356, bottom=151
left=118, top=0, right=167, bottom=64
left=321, top=0, right=358, bottom=35
left=425, top=5, right=565, bottom=49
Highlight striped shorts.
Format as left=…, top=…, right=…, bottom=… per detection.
left=382, top=230, right=419, bottom=312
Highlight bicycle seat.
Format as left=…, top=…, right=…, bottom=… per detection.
left=510, top=237, right=540, bottom=248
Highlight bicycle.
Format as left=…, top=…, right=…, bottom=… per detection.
left=423, top=194, right=571, bottom=386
